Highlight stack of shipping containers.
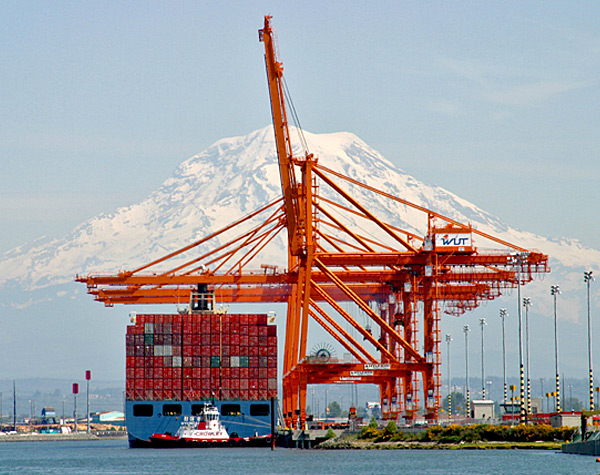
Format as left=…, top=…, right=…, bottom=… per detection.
left=125, top=314, right=278, bottom=402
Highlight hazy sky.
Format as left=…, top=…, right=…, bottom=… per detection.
left=2, top=1, right=599, bottom=255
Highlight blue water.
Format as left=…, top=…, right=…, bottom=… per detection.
left=0, top=440, right=597, bottom=474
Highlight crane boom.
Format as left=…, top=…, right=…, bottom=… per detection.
left=259, top=16, right=305, bottom=257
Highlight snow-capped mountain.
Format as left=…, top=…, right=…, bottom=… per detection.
left=1, top=126, right=599, bottom=381
left=2, top=125, right=598, bottom=292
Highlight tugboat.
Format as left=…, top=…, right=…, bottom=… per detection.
left=150, top=403, right=230, bottom=447
left=150, top=403, right=273, bottom=447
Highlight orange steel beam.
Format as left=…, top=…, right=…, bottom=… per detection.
left=309, top=281, right=398, bottom=362
left=315, top=163, right=533, bottom=253
left=130, top=198, right=283, bottom=274
left=260, top=16, right=304, bottom=257
left=314, top=257, right=425, bottom=363
left=318, top=195, right=424, bottom=244
left=308, top=301, right=376, bottom=364
left=312, top=166, right=417, bottom=253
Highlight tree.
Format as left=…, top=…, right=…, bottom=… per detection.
left=328, top=401, right=342, bottom=418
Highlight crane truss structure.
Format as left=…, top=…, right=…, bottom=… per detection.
left=77, top=16, right=549, bottom=427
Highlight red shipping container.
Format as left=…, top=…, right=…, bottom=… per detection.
left=173, top=368, right=182, bottom=379
left=258, top=356, right=268, bottom=368
left=183, top=367, right=193, bottom=378
left=201, top=367, right=210, bottom=379
left=249, top=357, right=258, bottom=368
left=192, top=378, right=202, bottom=389
left=210, top=334, right=220, bottom=345
left=172, top=378, right=182, bottom=390
left=267, top=367, right=277, bottom=378
left=240, top=314, right=248, bottom=325
left=155, top=367, right=164, bottom=379
left=193, top=346, right=202, bottom=357
left=144, top=368, right=154, bottom=379
left=192, top=367, right=201, bottom=379
left=239, top=389, right=249, bottom=400
left=172, top=346, right=181, bottom=357
left=258, top=336, right=268, bottom=346
left=258, top=379, right=267, bottom=390
left=164, top=367, right=173, bottom=379
left=249, top=326, right=258, bottom=337
left=248, top=314, right=257, bottom=326
left=210, top=345, right=220, bottom=356
left=230, top=368, right=240, bottom=379
left=267, top=325, right=277, bottom=337
left=154, top=379, right=163, bottom=390
left=172, top=334, right=181, bottom=346
left=268, top=356, right=277, bottom=368
left=267, top=336, right=277, bottom=347
left=258, top=314, right=267, bottom=325
left=240, top=334, right=249, bottom=346
left=126, top=388, right=135, bottom=400
left=249, top=389, right=259, bottom=400
left=221, top=378, right=230, bottom=389
left=135, top=368, right=144, bottom=379
left=259, top=346, right=270, bottom=357
left=183, top=334, right=193, bottom=346
left=221, top=345, right=230, bottom=357
left=249, top=368, right=259, bottom=379
left=240, top=379, right=249, bottom=390
left=240, top=325, right=248, bottom=336
left=126, top=356, right=135, bottom=368
left=210, top=368, right=220, bottom=379
left=258, top=327, right=268, bottom=337
left=258, top=389, right=268, bottom=400
left=231, top=378, right=240, bottom=389
left=126, top=368, right=135, bottom=379
left=182, top=389, right=194, bottom=400
left=230, top=334, right=240, bottom=346
left=240, top=368, right=249, bottom=379
left=222, top=334, right=230, bottom=346
left=259, top=368, right=268, bottom=379
left=183, top=378, right=194, bottom=390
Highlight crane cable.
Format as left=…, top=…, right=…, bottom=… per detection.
left=282, top=74, right=310, bottom=157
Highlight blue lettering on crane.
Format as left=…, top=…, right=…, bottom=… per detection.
left=439, top=236, right=470, bottom=246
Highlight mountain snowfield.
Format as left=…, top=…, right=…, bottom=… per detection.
left=1, top=126, right=599, bottom=293
left=1, top=126, right=599, bottom=381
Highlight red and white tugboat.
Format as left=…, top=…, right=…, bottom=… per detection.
left=150, top=403, right=230, bottom=447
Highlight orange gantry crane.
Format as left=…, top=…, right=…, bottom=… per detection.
left=77, top=16, right=549, bottom=427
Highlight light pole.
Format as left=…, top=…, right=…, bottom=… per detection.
left=479, top=318, right=486, bottom=399
left=500, top=309, right=508, bottom=405
left=585, top=271, right=595, bottom=411
left=523, top=297, right=532, bottom=417
left=446, top=334, right=452, bottom=417
left=514, top=252, right=527, bottom=424
left=85, top=370, right=91, bottom=433
left=464, top=324, right=471, bottom=417
left=551, top=285, right=561, bottom=412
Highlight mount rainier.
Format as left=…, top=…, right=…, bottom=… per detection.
left=0, top=126, right=598, bottom=380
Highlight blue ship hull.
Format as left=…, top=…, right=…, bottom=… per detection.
left=126, top=399, right=275, bottom=448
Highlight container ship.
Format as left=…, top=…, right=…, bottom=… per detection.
left=125, top=312, right=277, bottom=447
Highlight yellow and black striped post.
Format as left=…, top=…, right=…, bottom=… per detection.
left=555, top=374, right=561, bottom=412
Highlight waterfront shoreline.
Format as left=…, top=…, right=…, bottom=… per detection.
left=316, top=435, right=562, bottom=451
left=0, top=432, right=127, bottom=443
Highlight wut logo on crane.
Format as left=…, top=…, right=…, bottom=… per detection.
left=435, top=233, right=472, bottom=249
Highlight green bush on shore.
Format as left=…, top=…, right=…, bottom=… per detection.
left=359, top=423, right=575, bottom=443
